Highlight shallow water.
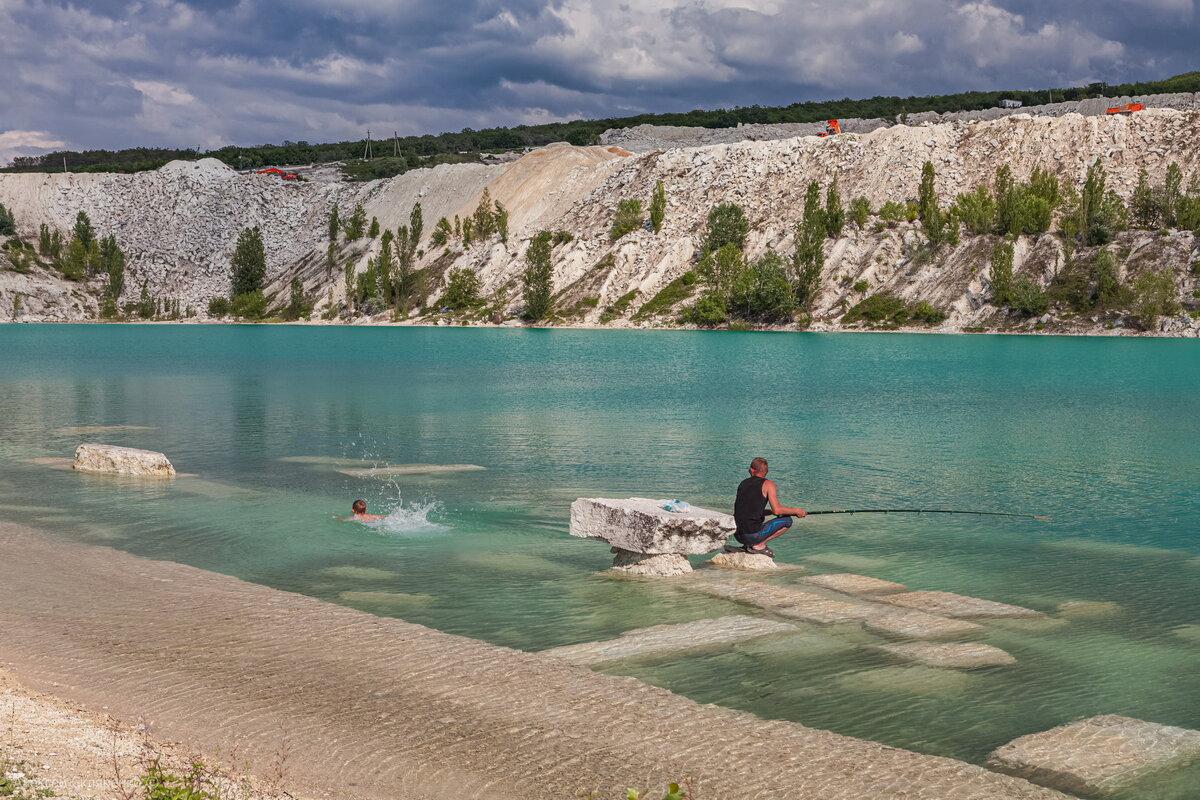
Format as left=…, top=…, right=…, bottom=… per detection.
left=1, top=324, right=1198, bottom=794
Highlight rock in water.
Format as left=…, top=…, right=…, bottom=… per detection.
left=986, top=715, right=1200, bottom=796
left=570, top=497, right=734, bottom=555
left=872, top=642, right=1016, bottom=669
left=73, top=443, right=175, bottom=477
left=610, top=548, right=692, bottom=576
left=708, top=551, right=779, bottom=571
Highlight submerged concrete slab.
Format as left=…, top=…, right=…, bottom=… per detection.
left=986, top=715, right=1200, bottom=796
left=837, top=666, right=976, bottom=696
left=570, top=497, right=734, bottom=555
left=0, top=523, right=1072, bottom=800
left=72, top=443, right=175, bottom=477
left=541, top=616, right=798, bottom=666
left=873, top=642, right=1016, bottom=669
left=677, top=575, right=982, bottom=640
left=882, top=590, right=1043, bottom=620
left=1056, top=600, right=1122, bottom=619
left=802, top=573, right=907, bottom=595
left=708, top=551, right=782, bottom=571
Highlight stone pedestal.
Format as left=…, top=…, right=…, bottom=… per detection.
left=570, top=497, right=734, bottom=574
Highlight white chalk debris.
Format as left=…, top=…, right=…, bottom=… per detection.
left=72, top=443, right=175, bottom=478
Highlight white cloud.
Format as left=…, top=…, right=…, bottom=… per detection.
left=133, top=80, right=196, bottom=106
left=0, top=130, right=67, bottom=167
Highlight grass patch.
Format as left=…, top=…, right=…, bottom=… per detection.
left=843, top=292, right=946, bottom=329
left=632, top=272, right=696, bottom=321
left=599, top=290, right=638, bottom=323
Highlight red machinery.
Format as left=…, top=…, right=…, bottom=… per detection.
left=817, top=119, right=842, bottom=138
left=256, top=167, right=301, bottom=181
left=1105, top=102, right=1145, bottom=115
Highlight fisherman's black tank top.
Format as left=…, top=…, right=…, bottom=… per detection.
left=734, top=476, right=768, bottom=535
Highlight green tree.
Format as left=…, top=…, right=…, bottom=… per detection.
left=1162, top=163, right=1183, bottom=228
left=1131, top=169, right=1159, bottom=228
left=953, top=186, right=995, bottom=234
left=1079, top=159, right=1126, bottom=245
left=610, top=198, right=644, bottom=240
left=38, top=223, right=51, bottom=254
left=368, top=216, right=380, bottom=238
left=704, top=203, right=749, bottom=253
left=994, top=165, right=1017, bottom=234
left=461, top=217, right=474, bottom=247
left=1008, top=277, right=1049, bottom=316
left=495, top=201, right=509, bottom=243
left=522, top=230, right=554, bottom=321
left=73, top=211, right=95, bottom=249
left=48, top=230, right=62, bottom=260
left=849, top=197, right=870, bottom=228
left=207, top=296, right=230, bottom=317
left=918, top=162, right=945, bottom=245
left=343, top=261, right=355, bottom=313
left=328, top=205, right=340, bottom=242
left=680, top=292, right=727, bottom=327
left=285, top=276, right=312, bottom=320
left=473, top=189, right=496, bottom=240
left=431, top=217, right=452, bottom=248
left=649, top=180, right=666, bottom=233
left=0, top=203, right=14, bottom=236
left=344, top=203, right=367, bottom=240
left=442, top=267, right=481, bottom=310
left=59, top=235, right=88, bottom=280
left=377, top=229, right=394, bottom=300
left=98, top=234, right=125, bottom=303
left=824, top=178, right=844, bottom=238
left=137, top=280, right=155, bottom=319
left=1094, top=250, right=1125, bottom=309
left=231, top=290, right=267, bottom=319
left=696, top=243, right=744, bottom=301
left=792, top=184, right=826, bottom=307
left=989, top=241, right=1014, bottom=306
left=230, top=227, right=266, bottom=297
left=409, top=202, right=424, bottom=248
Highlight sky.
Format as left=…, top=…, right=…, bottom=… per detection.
left=0, top=0, right=1197, bottom=165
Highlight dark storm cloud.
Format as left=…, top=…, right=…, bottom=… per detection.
left=0, top=0, right=1196, bottom=164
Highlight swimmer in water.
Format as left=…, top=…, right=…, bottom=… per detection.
left=349, top=498, right=386, bottom=523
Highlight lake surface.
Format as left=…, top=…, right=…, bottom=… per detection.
left=2, top=324, right=1198, bottom=797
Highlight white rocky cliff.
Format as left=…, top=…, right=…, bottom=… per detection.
left=1, top=109, right=1198, bottom=334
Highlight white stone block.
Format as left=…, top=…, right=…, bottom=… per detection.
left=73, top=443, right=175, bottom=478
left=570, top=497, right=734, bottom=555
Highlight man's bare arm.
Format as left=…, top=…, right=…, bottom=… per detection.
left=764, top=480, right=807, bottom=517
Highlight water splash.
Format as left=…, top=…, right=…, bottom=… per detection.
left=364, top=499, right=446, bottom=534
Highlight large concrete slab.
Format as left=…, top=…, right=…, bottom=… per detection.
left=986, top=715, right=1200, bottom=796
left=570, top=497, right=734, bottom=554
left=0, top=523, right=1072, bottom=800
left=72, top=442, right=175, bottom=477
left=881, top=590, right=1043, bottom=620
left=802, top=573, right=907, bottom=595
left=541, top=616, right=798, bottom=666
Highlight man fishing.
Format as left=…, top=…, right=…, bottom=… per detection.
left=728, top=457, right=807, bottom=558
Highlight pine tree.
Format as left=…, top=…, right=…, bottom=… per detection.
left=409, top=202, right=423, bottom=248
left=38, top=224, right=51, bottom=254
left=473, top=189, right=496, bottom=240
left=230, top=227, right=266, bottom=297
left=328, top=205, right=340, bottom=242
left=495, top=202, right=509, bottom=243
left=368, top=216, right=380, bottom=238
left=49, top=230, right=62, bottom=260
left=344, top=204, right=367, bottom=240
left=1131, top=169, right=1159, bottom=229
left=649, top=180, right=666, bottom=233
left=59, top=236, right=88, bottom=281
left=73, top=211, right=95, bottom=249
left=462, top=217, right=474, bottom=247
left=824, top=178, right=844, bottom=238
left=431, top=217, right=452, bottom=248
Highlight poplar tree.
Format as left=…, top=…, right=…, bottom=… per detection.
left=918, top=162, right=945, bottom=245
left=230, top=226, right=266, bottom=296
left=824, top=178, right=845, bottom=238
left=328, top=205, right=340, bottom=242
left=522, top=231, right=553, bottom=321
left=409, top=202, right=424, bottom=248
left=495, top=202, right=509, bottom=243
left=649, top=180, right=666, bottom=233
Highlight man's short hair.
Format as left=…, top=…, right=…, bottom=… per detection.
left=750, top=457, right=768, bottom=472
left=352, top=499, right=367, bottom=513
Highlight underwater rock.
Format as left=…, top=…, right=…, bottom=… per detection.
left=570, top=497, right=734, bottom=555
left=708, top=551, right=780, bottom=571
left=836, top=665, right=975, bottom=696
left=802, top=573, right=907, bottom=595
left=1056, top=600, right=1122, bottom=619
left=873, top=642, right=1016, bottom=669
left=610, top=548, right=692, bottom=576
left=881, top=590, right=1043, bottom=619
left=986, top=715, right=1200, bottom=796
left=541, top=615, right=797, bottom=666
left=72, top=443, right=175, bottom=477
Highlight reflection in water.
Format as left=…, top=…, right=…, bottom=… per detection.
left=0, top=324, right=1198, bottom=797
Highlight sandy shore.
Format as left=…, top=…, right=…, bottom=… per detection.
left=0, top=521, right=1069, bottom=800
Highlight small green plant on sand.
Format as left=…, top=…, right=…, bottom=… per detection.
left=626, top=781, right=689, bottom=800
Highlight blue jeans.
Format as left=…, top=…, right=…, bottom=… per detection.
left=735, top=515, right=793, bottom=546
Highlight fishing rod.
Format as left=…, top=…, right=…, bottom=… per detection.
left=802, top=508, right=1050, bottom=522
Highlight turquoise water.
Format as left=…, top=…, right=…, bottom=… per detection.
left=1, top=324, right=1198, bottom=795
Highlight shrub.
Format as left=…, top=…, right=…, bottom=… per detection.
left=697, top=243, right=744, bottom=300
left=284, top=276, right=312, bottom=320
left=728, top=251, right=795, bottom=323
left=878, top=201, right=907, bottom=224
left=599, top=290, right=638, bottom=323
left=704, top=203, right=749, bottom=253
left=679, top=292, right=727, bottom=326
left=1131, top=269, right=1180, bottom=329
left=954, top=185, right=995, bottom=235
left=843, top=292, right=945, bottom=327
left=649, top=180, right=666, bottom=233
left=230, top=290, right=267, bottom=319
left=610, top=198, right=644, bottom=240
left=207, top=296, right=230, bottom=317
left=851, top=279, right=869, bottom=293
left=1007, top=277, right=1049, bottom=316
left=442, top=267, right=481, bottom=310
left=0, top=202, right=15, bottom=235
left=849, top=197, right=870, bottom=228
left=551, top=230, right=574, bottom=246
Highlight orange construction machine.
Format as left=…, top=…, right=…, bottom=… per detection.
left=256, top=167, right=301, bottom=181
left=1105, top=102, right=1144, bottom=116
left=817, top=119, right=842, bottom=138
